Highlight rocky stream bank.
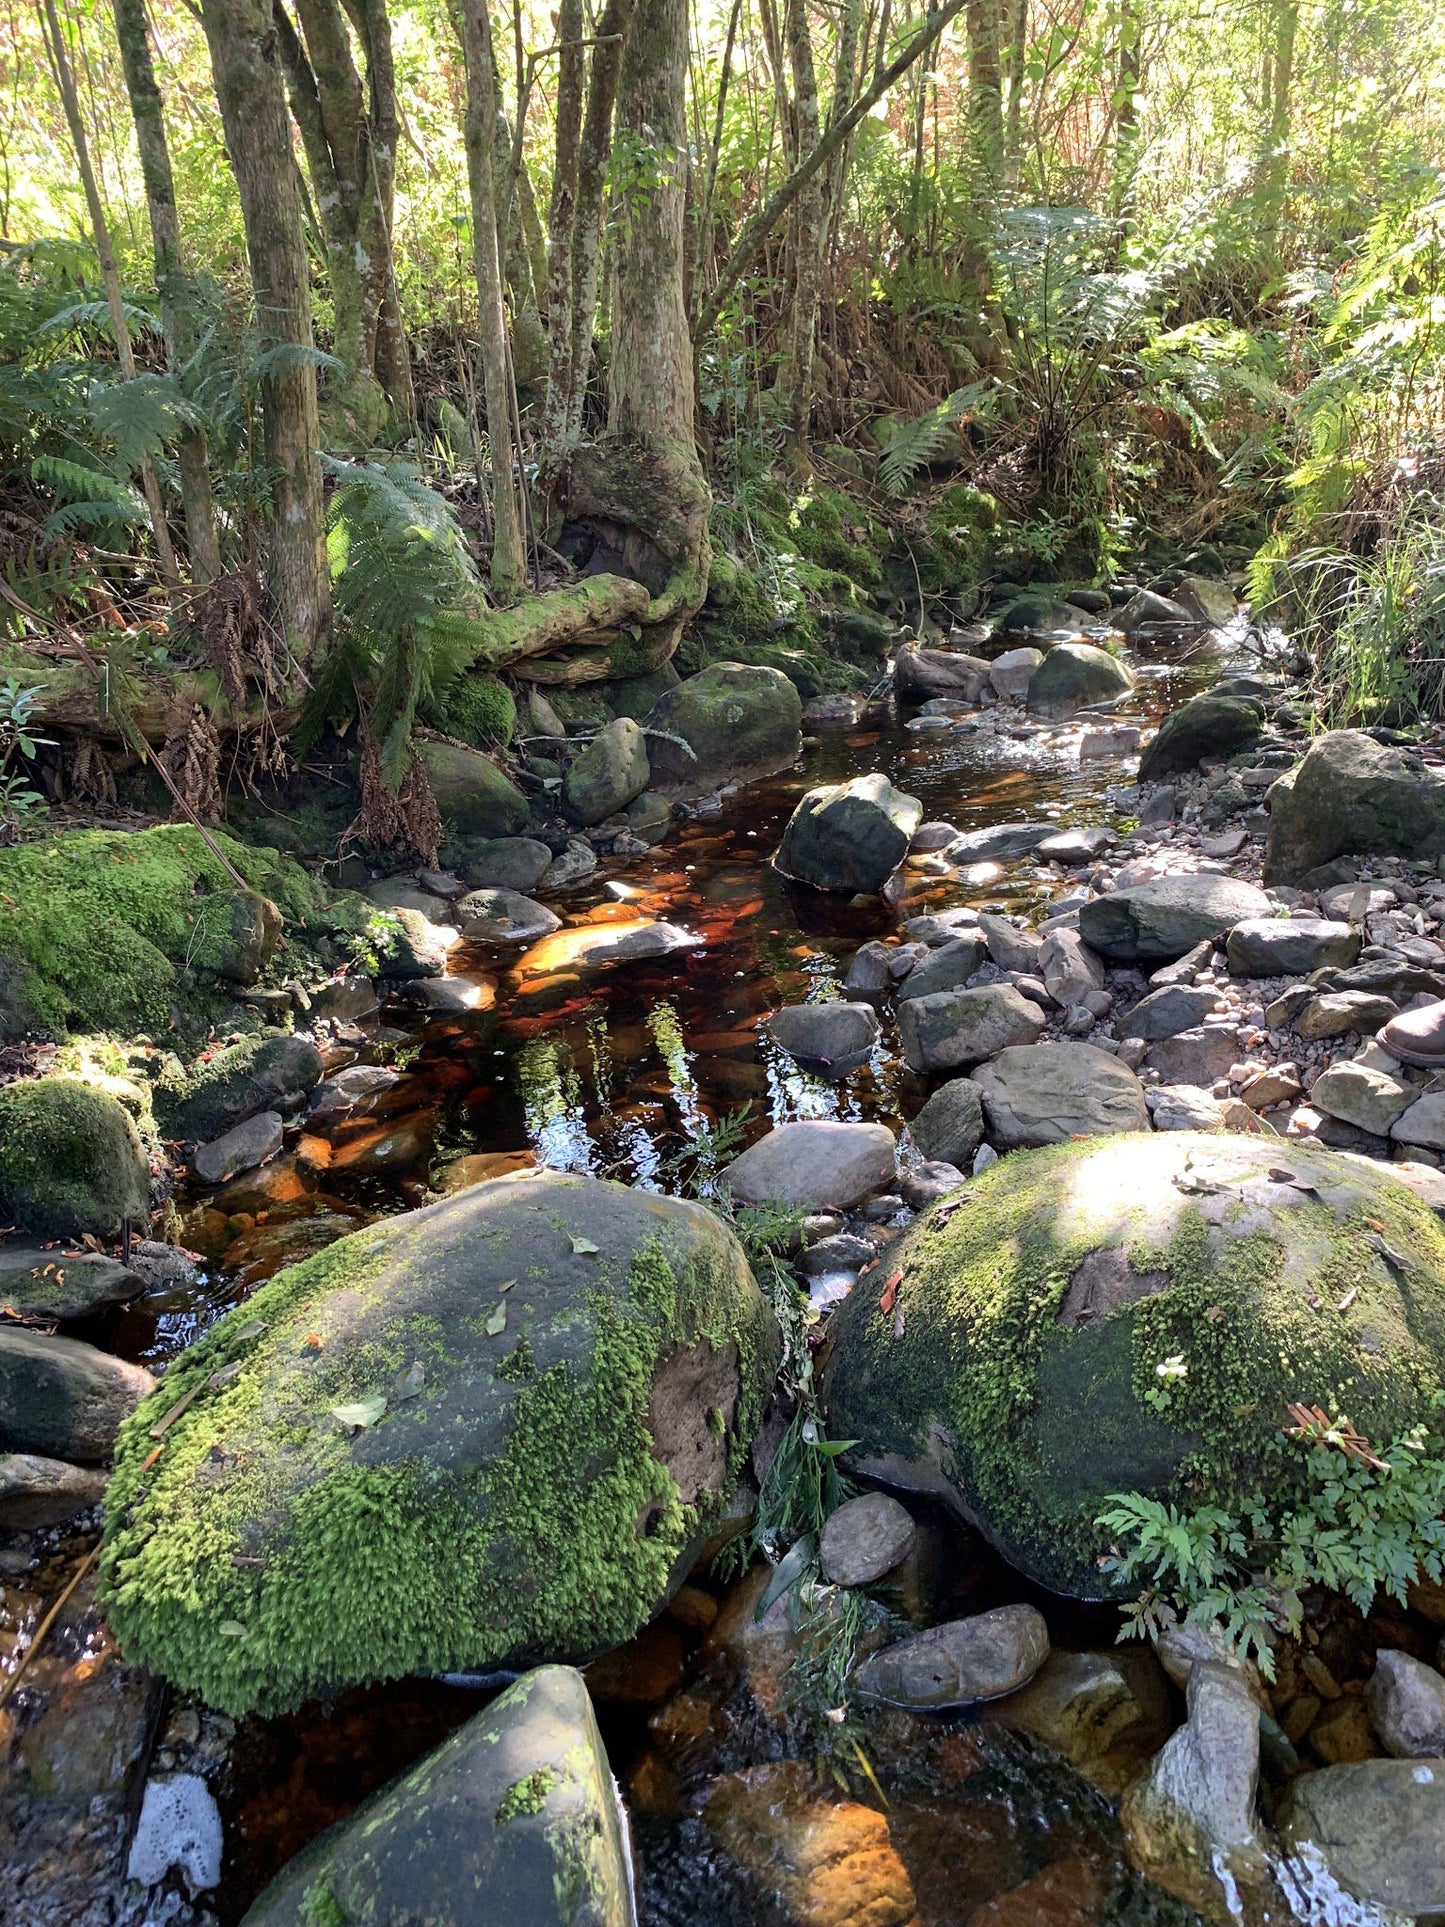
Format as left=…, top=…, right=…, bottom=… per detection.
left=6, top=575, right=1445, bottom=1926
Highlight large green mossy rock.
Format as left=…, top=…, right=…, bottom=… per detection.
left=100, top=1173, right=779, bottom=1716
left=0, top=1076, right=149, bottom=1239
left=823, top=1133, right=1445, bottom=1597
left=242, top=1666, right=635, bottom=1927
left=1138, top=692, right=1264, bottom=781
left=645, top=662, right=803, bottom=791
left=1265, top=729, right=1445, bottom=885
left=0, top=826, right=360, bottom=1041
left=419, top=741, right=530, bottom=839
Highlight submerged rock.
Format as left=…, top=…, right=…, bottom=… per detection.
left=1265, top=729, right=1445, bottom=884
left=0, top=1077, right=149, bottom=1240
left=823, top=1132, right=1445, bottom=1594
left=852, top=1604, right=1049, bottom=1708
left=774, top=773, right=922, bottom=895
left=100, top=1173, right=778, bottom=1715
left=819, top=1492, right=917, bottom=1587
left=241, top=1666, right=635, bottom=1926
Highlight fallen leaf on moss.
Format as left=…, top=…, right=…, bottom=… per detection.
left=331, top=1393, right=387, bottom=1430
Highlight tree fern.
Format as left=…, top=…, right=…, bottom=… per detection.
left=879, top=381, right=998, bottom=496
left=88, top=372, right=203, bottom=475
left=29, top=453, right=145, bottom=536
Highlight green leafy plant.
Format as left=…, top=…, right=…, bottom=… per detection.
left=0, top=677, right=54, bottom=821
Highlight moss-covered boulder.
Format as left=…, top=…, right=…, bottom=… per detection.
left=419, top=741, right=530, bottom=839
left=154, top=1032, right=324, bottom=1142
left=240, top=1666, right=633, bottom=1927
left=1025, top=643, right=1133, bottom=716
left=0, top=1076, right=149, bottom=1238
left=101, top=1173, right=779, bottom=1716
left=1138, top=692, right=1264, bottom=781
left=0, top=826, right=358, bottom=1042
left=424, top=671, right=517, bottom=749
left=823, top=1132, right=1445, bottom=1597
left=645, top=662, right=803, bottom=791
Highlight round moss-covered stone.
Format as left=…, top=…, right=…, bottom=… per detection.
left=646, top=662, right=803, bottom=791
left=100, top=1173, right=779, bottom=1716
left=0, top=1076, right=149, bottom=1238
left=823, top=1132, right=1445, bottom=1597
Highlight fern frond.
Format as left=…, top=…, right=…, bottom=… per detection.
left=879, top=381, right=998, bottom=497
left=88, top=373, right=203, bottom=474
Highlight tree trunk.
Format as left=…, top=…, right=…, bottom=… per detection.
left=202, top=0, right=329, bottom=656
left=1259, top=0, right=1298, bottom=242
left=565, top=0, right=637, bottom=442
left=111, top=0, right=222, bottom=583
left=39, top=0, right=180, bottom=587
left=456, top=0, right=526, bottom=597
left=1003, top=0, right=1027, bottom=191
left=776, top=0, right=824, bottom=455
left=1109, top=0, right=1143, bottom=234
left=965, top=0, right=1004, bottom=227
left=540, top=0, right=585, bottom=475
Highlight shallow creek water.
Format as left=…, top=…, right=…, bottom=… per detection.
left=6, top=635, right=1250, bottom=1926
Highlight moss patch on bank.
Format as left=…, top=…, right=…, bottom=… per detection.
left=822, top=1133, right=1445, bottom=1595
left=0, top=825, right=367, bottom=1042
left=99, top=1177, right=779, bottom=1715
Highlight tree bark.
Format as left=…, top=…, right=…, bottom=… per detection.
left=39, top=0, right=180, bottom=587
left=540, top=0, right=585, bottom=473
left=456, top=0, right=526, bottom=596
left=201, top=0, right=329, bottom=656
left=965, top=0, right=1004, bottom=225
left=111, top=0, right=222, bottom=585
left=565, top=0, right=637, bottom=442
left=1109, top=0, right=1143, bottom=233
left=776, top=0, right=824, bottom=453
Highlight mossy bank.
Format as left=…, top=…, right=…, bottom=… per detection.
left=823, top=1132, right=1445, bottom=1596
left=100, top=1172, right=779, bottom=1716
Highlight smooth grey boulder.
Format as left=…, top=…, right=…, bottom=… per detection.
left=1174, top=575, right=1238, bottom=627
left=1121, top=985, right=1220, bottom=1041
left=1120, top=1662, right=1269, bottom=1918
left=308, top=1063, right=403, bottom=1124
left=1138, top=693, right=1263, bottom=781
left=1115, top=588, right=1193, bottom=635
left=819, top=1492, right=917, bottom=1587
left=774, top=773, right=922, bottom=895
left=1311, top=1047, right=1415, bottom=1136
left=1026, top=643, right=1133, bottom=716
left=457, top=836, right=554, bottom=893
left=0, top=1329, right=154, bottom=1461
left=455, top=889, right=561, bottom=944
left=989, top=647, right=1043, bottom=700
left=1393, top=1093, right=1445, bottom=1151
left=0, top=1451, right=108, bottom=1527
left=156, top=1032, right=324, bottom=1141
left=971, top=1043, right=1150, bottom=1147
left=0, top=1244, right=145, bottom=1322
left=1144, top=1026, right=1240, bottom=1088
left=766, top=1001, right=880, bottom=1078
left=1225, top=916, right=1359, bottom=977
left=946, top=822, right=1053, bottom=862
left=842, top=940, right=892, bottom=1006
left=1037, top=826, right=1112, bottom=865
left=1265, top=730, right=1445, bottom=885
left=908, top=1078, right=986, bottom=1169
left=192, top=1111, right=283, bottom=1187
left=562, top=717, right=651, bottom=827
left=240, top=1667, right=637, bottom=1927
left=896, top=933, right=989, bottom=1001
left=897, top=984, right=1046, bottom=1073
left=853, top=1605, right=1049, bottom=1709
left=1039, top=929, right=1106, bottom=1007
left=645, top=662, right=802, bottom=791
left=1282, top=1759, right=1445, bottom=1916
left=894, top=646, right=990, bottom=703
left=725, top=1121, right=897, bottom=1210
left=978, top=914, right=1043, bottom=974
left=1080, top=875, right=1272, bottom=962
left=1149, top=1085, right=1233, bottom=1133
left=1367, top=1650, right=1445, bottom=1758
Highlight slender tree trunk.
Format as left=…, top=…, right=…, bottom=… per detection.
left=1109, top=0, right=1143, bottom=234
left=1003, top=0, right=1027, bottom=190
left=540, top=0, right=585, bottom=472
left=111, top=0, right=222, bottom=583
left=777, top=0, right=823, bottom=453
left=456, top=0, right=525, bottom=596
left=691, top=0, right=743, bottom=314
left=1260, top=0, right=1298, bottom=242
left=565, top=0, right=637, bottom=441
left=965, top=0, right=1004, bottom=224
left=201, top=0, right=329, bottom=655
left=39, top=0, right=180, bottom=586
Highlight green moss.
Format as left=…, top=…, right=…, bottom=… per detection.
left=0, top=1075, right=149, bottom=1239
left=299, top=1881, right=349, bottom=1927
left=496, top=1767, right=555, bottom=1824
left=99, top=1201, right=777, bottom=1716
left=0, top=825, right=356, bottom=1042
left=824, top=1134, right=1445, bottom=1595
left=426, top=673, right=517, bottom=749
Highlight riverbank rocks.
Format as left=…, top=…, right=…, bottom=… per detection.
left=724, top=1120, right=897, bottom=1210
left=774, top=773, right=922, bottom=895
left=562, top=717, right=651, bottom=826
left=0, top=1452, right=108, bottom=1528
left=100, top=1173, right=778, bottom=1716
left=852, top=1604, right=1049, bottom=1708
left=0, top=1243, right=145, bottom=1322
left=823, top=1132, right=1445, bottom=1595
left=989, top=647, right=1043, bottom=700
left=1265, top=729, right=1445, bottom=884
left=1225, top=916, right=1359, bottom=977
left=645, top=662, right=803, bottom=790
left=907, top=1077, right=986, bottom=1168
left=970, top=1042, right=1149, bottom=1147
left=455, top=888, right=560, bottom=944
left=1121, top=1661, right=1268, bottom=1917
left=0, top=1077, right=149, bottom=1239
left=1310, top=1047, right=1415, bottom=1136
left=766, top=1001, right=880, bottom=1078
left=894, top=644, right=990, bottom=702
left=1281, top=1760, right=1445, bottom=1916
left=898, top=984, right=1045, bottom=1073
left=0, top=1330, right=154, bottom=1461
left=457, top=836, right=553, bottom=892
left=1366, top=1650, right=1445, bottom=1757
left=1026, top=643, right=1133, bottom=716
left=1138, top=692, right=1263, bottom=781
left=1079, top=874, right=1272, bottom=961
left=820, top=1492, right=916, bottom=1586
left=155, top=1032, right=324, bottom=1142
left=419, top=741, right=530, bottom=839
left=240, top=1667, right=635, bottom=1927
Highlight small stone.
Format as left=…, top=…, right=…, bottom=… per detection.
left=725, top=1121, right=897, bottom=1210
left=897, top=983, right=1046, bottom=1073
left=1226, top=917, right=1360, bottom=977
left=0, top=1452, right=108, bottom=1528
left=192, top=1111, right=284, bottom=1186
left=901, top=1161, right=968, bottom=1211
left=843, top=940, right=892, bottom=1005
left=1122, top=984, right=1220, bottom=1041
left=796, top=1234, right=875, bottom=1279
left=1296, top=991, right=1400, bottom=1040
left=1240, top=1063, right=1303, bottom=1110
left=820, top=1492, right=917, bottom=1586
left=853, top=1604, right=1049, bottom=1708
left=1366, top=1649, right=1445, bottom=1758
left=1144, top=1026, right=1241, bottom=1087
left=455, top=889, right=560, bottom=944
left=908, top=1077, right=986, bottom=1169
left=766, top=1002, right=881, bottom=1078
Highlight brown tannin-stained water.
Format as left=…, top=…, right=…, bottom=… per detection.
left=13, top=635, right=1237, bottom=1926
